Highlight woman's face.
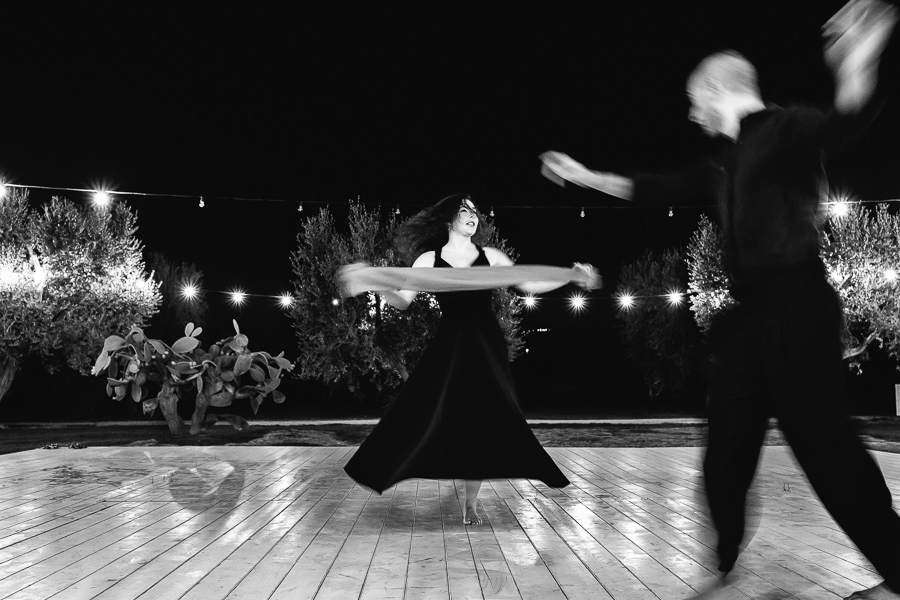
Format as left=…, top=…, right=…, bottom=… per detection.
left=449, top=198, right=479, bottom=237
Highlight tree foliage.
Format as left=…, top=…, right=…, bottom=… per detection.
left=685, top=213, right=736, bottom=332
left=822, top=203, right=900, bottom=370
left=146, top=252, right=209, bottom=343
left=686, top=204, right=900, bottom=371
left=615, top=248, right=704, bottom=400
left=288, top=202, right=525, bottom=402
left=0, top=190, right=161, bottom=401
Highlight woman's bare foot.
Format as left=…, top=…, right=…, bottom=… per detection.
left=462, top=480, right=483, bottom=525
left=845, top=583, right=900, bottom=600
left=463, top=504, right=482, bottom=526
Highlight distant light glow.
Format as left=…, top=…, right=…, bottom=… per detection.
left=666, top=290, right=684, bottom=306
left=569, top=293, right=586, bottom=313
left=523, top=294, right=538, bottom=309
left=279, top=294, right=294, bottom=307
left=0, top=266, right=17, bottom=286
left=32, top=267, right=48, bottom=286
left=831, top=200, right=850, bottom=217
left=230, top=290, right=247, bottom=305
left=616, top=293, right=635, bottom=309
left=331, top=298, right=340, bottom=306
left=886, top=269, right=898, bottom=282
left=181, top=283, right=198, bottom=299
left=92, top=190, right=111, bottom=207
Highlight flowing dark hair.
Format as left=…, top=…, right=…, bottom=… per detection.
left=395, top=193, right=494, bottom=265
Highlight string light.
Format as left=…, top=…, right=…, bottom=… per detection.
left=331, top=298, right=340, bottom=306
left=615, top=290, right=697, bottom=310
left=668, top=206, right=674, bottom=217
left=229, top=290, right=247, bottom=306
left=523, top=294, right=538, bottom=309
left=180, top=283, right=199, bottom=300
left=490, top=207, right=495, bottom=218
left=172, top=286, right=309, bottom=308
left=580, top=207, right=585, bottom=218
left=198, top=197, right=205, bottom=208
left=616, top=293, right=636, bottom=310
left=92, top=190, right=111, bottom=207
left=829, top=199, right=851, bottom=217
left=666, top=290, right=684, bottom=306
left=3, top=180, right=899, bottom=214
left=568, top=293, right=586, bottom=313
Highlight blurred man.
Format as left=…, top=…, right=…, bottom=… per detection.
left=541, top=1, right=900, bottom=598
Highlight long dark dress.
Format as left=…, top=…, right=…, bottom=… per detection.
left=343, top=246, right=570, bottom=494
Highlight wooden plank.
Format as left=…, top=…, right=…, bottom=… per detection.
left=439, top=480, right=486, bottom=600
left=0, top=445, right=896, bottom=599
left=357, top=479, right=417, bottom=600
left=503, top=495, right=614, bottom=600
left=402, top=479, right=450, bottom=600
left=481, top=487, right=566, bottom=600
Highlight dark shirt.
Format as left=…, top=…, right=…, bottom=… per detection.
left=632, top=105, right=861, bottom=295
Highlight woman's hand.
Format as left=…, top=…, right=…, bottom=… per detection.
left=572, top=262, right=603, bottom=290
left=335, top=262, right=372, bottom=297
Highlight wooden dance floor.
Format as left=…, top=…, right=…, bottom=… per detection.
left=0, top=446, right=898, bottom=599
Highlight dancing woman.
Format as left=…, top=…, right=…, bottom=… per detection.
left=340, top=193, right=599, bottom=525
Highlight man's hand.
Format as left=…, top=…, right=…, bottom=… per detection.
left=824, top=0, right=899, bottom=112
left=539, top=151, right=636, bottom=200
left=540, top=151, right=593, bottom=187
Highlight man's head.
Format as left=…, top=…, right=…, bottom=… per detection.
left=686, top=50, right=761, bottom=138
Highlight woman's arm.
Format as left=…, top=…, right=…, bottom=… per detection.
left=482, top=247, right=601, bottom=293
left=380, top=251, right=435, bottom=310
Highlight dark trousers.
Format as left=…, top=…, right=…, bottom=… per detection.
left=705, top=270, right=900, bottom=590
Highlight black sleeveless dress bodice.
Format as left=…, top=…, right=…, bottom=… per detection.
left=343, top=246, right=570, bottom=493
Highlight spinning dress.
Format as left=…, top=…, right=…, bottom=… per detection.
left=343, top=246, right=570, bottom=493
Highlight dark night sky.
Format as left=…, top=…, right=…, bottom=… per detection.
left=2, top=2, right=898, bottom=376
